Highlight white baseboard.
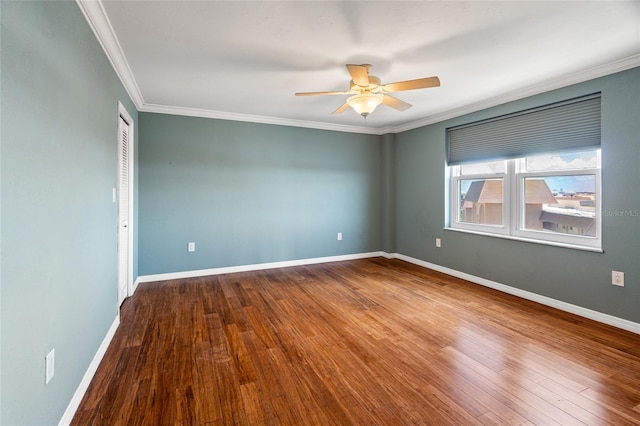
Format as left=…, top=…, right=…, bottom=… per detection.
left=136, top=251, right=387, bottom=284
left=391, top=253, right=640, bottom=335
left=59, top=315, right=120, bottom=426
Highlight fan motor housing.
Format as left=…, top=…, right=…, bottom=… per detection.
left=350, top=76, right=381, bottom=92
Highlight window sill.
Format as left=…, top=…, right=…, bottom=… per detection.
left=444, top=227, right=603, bottom=253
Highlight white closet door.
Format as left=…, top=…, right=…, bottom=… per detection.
left=117, top=115, right=130, bottom=305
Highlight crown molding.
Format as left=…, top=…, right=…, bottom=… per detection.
left=117, top=53, right=640, bottom=136
left=139, top=103, right=384, bottom=135
left=75, top=0, right=145, bottom=109
left=389, top=53, right=640, bottom=134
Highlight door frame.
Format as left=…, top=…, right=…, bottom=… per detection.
left=117, top=101, right=135, bottom=304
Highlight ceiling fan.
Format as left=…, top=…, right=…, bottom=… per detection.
left=295, top=64, right=440, bottom=117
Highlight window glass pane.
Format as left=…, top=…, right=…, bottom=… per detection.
left=525, top=149, right=598, bottom=172
left=460, top=160, right=506, bottom=175
left=523, top=176, right=596, bottom=236
left=458, top=178, right=503, bottom=225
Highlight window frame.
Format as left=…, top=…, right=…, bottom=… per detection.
left=448, top=151, right=602, bottom=251
left=450, top=163, right=510, bottom=236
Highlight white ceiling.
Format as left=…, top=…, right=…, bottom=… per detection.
left=85, top=0, right=640, bottom=134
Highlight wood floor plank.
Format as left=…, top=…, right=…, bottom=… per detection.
left=239, top=382, right=268, bottom=425
left=538, top=378, right=639, bottom=426
left=125, top=378, right=152, bottom=426
left=191, top=342, right=224, bottom=424
left=213, top=359, right=249, bottom=425
left=72, top=258, right=640, bottom=425
left=580, top=387, right=640, bottom=425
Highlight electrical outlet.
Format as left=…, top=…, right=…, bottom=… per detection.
left=337, top=232, right=342, bottom=241
left=612, top=271, right=624, bottom=287
left=45, top=349, right=55, bottom=384
left=188, top=242, right=195, bottom=252
left=435, top=238, right=441, bottom=248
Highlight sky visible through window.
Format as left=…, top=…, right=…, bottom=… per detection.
left=542, top=175, right=595, bottom=194
left=460, top=150, right=598, bottom=194
left=527, top=151, right=598, bottom=194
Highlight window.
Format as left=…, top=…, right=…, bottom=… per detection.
left=447, top=94, right=602, bottom=250
left=452, top=161, right=508, bottom=233
left=450, top=150, right=601, bottom=249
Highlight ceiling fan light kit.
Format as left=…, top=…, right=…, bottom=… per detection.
left=347, top=93, right=384, bottom=117
left=295, top=64, right=440, bottom=118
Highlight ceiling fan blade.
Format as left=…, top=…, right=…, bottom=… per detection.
left=295, top=91, right=349, bottom=96
left=381, top=76, right=440, bottom=93
left=332, top=102, right=351, bottom=115
left=346, top=64, right=370, bottom=87
left=382, top=94, right=412, bottom=111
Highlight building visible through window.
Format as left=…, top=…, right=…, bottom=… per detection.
left=449, top=149, right=600, bottom=249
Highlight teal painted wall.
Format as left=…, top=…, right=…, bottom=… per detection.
left=380, top=133, right=396, bottom=253
left=395, top=67, right=640, bottom=323
left=138, top=113, right=382, bottom=275
left=1, top=1, right=138, bottom=424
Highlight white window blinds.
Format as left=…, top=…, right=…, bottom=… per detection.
left=447, top=93, right=601, bottom=165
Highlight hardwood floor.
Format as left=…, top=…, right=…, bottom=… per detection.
left=72, top=258, right=640, bottom=425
